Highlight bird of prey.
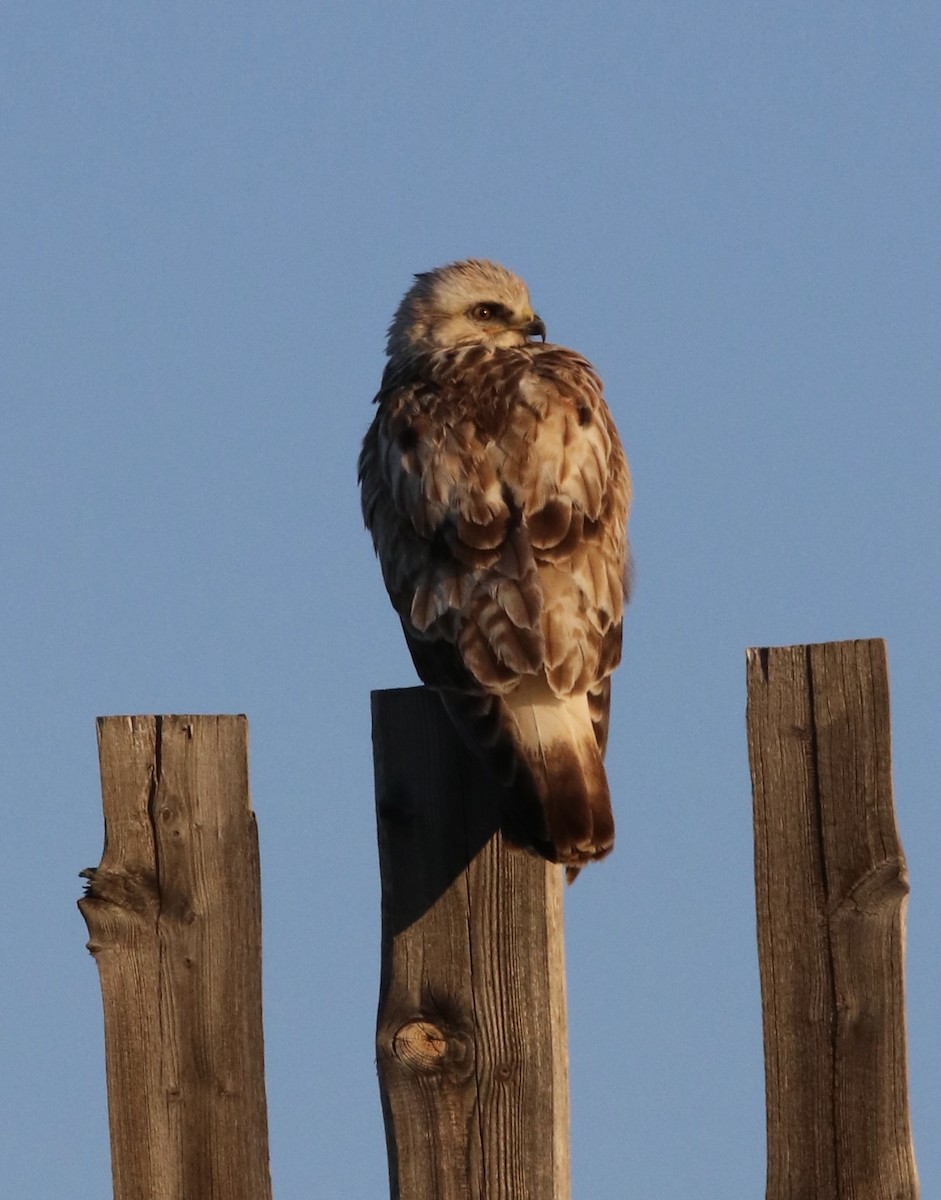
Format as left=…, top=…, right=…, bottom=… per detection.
left=359, top=259, right=631, bottom=874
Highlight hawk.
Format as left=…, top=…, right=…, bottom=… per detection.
left=359, top=259, right=631, bottom=874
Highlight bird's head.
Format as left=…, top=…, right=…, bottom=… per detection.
left=386, top=259, right=547, bottom=359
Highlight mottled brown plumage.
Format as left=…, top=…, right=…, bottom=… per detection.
left=359, top=259, right=631, bottom=873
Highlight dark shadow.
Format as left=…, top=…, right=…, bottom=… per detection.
left=371, top=687, right=509, bottom=934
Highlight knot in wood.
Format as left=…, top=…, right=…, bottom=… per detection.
left=393, top=1020, right=454, bottom=1071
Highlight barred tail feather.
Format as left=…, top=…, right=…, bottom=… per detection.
left=433, top=677, right=614, bottom=877
left=504, top=682, right=614, bottom=874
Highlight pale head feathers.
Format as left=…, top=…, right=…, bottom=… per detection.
left=386, top=259, right=546, bottom=360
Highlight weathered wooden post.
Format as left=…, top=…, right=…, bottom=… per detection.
left=372, top=687, right=570, bottom=1200
left=746, top=640, right=919, bottom=1199
left=79, top=715, right=272, bottom=1200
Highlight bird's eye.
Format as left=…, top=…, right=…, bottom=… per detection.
left=470, top=302, right=501, bottom=322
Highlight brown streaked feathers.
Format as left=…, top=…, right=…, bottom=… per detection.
left=359, top=260, right=631, bottom=874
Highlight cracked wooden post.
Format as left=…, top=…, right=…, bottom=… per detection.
left=371, top=687, right=570, bottom=1200
left=79, top=715, right=272, bottom=1200
left=746, top=640, right=919, bottom=1199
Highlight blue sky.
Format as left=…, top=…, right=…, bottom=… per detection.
left=2, top=3, right=937, bottom=1195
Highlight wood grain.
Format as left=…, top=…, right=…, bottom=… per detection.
left=746, top=640, right=918, bottom=1199
left=372, top=687, right=570, bottom=1200
left=79, top=715, right=272, bottom=1200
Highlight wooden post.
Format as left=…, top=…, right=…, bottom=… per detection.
left=746, top=640, right=919, bottom=1199
left=79, top=715, right=272, bottom=1200
left=371, top=687, right=570, bottom=1200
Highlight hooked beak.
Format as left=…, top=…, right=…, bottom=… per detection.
left=524, top=315, right=547, bottom=342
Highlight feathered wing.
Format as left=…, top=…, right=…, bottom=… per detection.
left=359, top=342, right=630, bottom=870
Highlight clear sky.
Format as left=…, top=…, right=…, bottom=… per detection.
left=2, top=4, right=937, bottom=1196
